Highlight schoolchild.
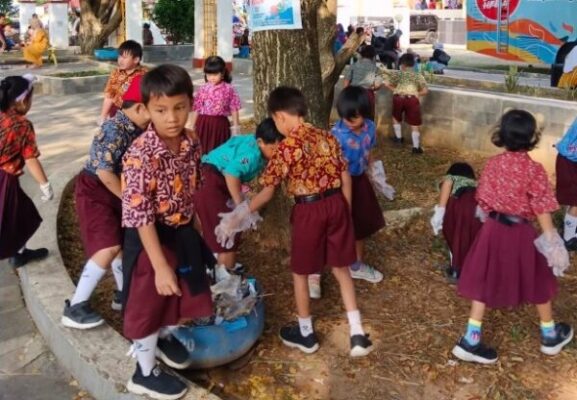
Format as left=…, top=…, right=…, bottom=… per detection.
left=61, top=75, right=150, bottom=329
left=189, top=55, right=241, bottom=155
left=121, top=65, right=214, bottom=400
left=0, top=74, right=53, bottom=267
left=452, top=109, right=573, bottom=364
left=554, top=117, right=577, bottom=249
left=343, top=45, right=383, bottom=120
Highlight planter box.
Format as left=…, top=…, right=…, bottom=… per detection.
left=142, top=44, right=194, bottom=63
left=37, top=74, right=109, bottom=95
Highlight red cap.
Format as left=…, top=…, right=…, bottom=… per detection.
left=122, top=74, right=143, bottom=103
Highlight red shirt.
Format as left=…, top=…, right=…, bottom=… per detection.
left=476, top=151, right=558, bottom=219
left=0, top=109, right=40, bottom=175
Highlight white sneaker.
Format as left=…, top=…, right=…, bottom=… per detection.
left=350, top=263, right=383, bottom=283
left=308, top=274, right=321, bottom=299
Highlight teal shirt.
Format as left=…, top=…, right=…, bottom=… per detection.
left=201, top=135, right=265, bottom=183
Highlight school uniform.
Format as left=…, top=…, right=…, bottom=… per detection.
left=259, top=123, right=356, bottom=275
left=0, top=109, right=42, bottom=258
left=75, top=110, right=144, bottom=258
left=194, top=135, right=266, bottom=253
left=440, top=175, right=482, bottom=274
left=193, top=82, right=241, bottom=155
left=458, top=152, right=558, bottom=308
left=386, top=70, right=427, bottom=126
left=103, top=66, right=147, bottom=118
left=344, top=59, right=382, bottom=120
left=121, top=128, right=213, bottom=340
left=331, top=119, right=385, bottom=240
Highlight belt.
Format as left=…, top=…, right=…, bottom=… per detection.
left=294, top=188, right=341, bottom=204
left=393, top=94, right=416, bottom=98
left=488, top=211, right=528, bottom=226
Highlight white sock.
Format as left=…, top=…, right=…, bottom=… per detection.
left=564, top=213, right=577, bottom=241
left=158, top=325, right=178, bottom=339
left=71, top=260, right=106, bottom=305
left=393, top=124, right=402, bottom=139
left=111, top=258, right=123, bottom=291
left=298, top=316, right=314, bottom=337
left=411, top=130, right=421, bottom=148
left=133, top=331, right=159, bottom=376
left=347, top=310, right=365, bottom=337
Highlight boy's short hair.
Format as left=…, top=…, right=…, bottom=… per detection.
left=399, top=53, right=416, bottom=68
left=141, top=64, right=193, bottom=105
left=121, top=100, right=137, bottom=110
left=336, top=86, right=372, bottom=120
left=446, top=162, right=476, bottom=180
left=356, top=27, right=365, bottom=35
left=255, top=117, right=284, bottom=144
left=360, top=45, right=376, bottom=60
left=118, top=40, right=143, bottom=60
left=267, top=86, right=307, bottom=117
left=491, top=109, right=541, bottom=152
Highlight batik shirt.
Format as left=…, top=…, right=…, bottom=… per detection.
left=440, top=175, right=477, bottom=196
left=0, top=109, right=39, bottom=175
left=344, top=59, right=383, bottom=89
left=384, top=70, right=427, bottom=96
left=193, top=82, right=241, bottom=116
left=85, top=111, right=143, bottom=176
left=476, top=151, right=558, bottom=219
left=259, top=123, right=347, bottom=196
left=104, top=66, right=147, bottom=108
left=202, top=134, right=265, bottom=183
left=122, top=127, right=201, bottom=228
left=331, top=119, right=376, bottom=177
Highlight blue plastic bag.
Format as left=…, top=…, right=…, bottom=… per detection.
left=556, top=118, right=577, bottom=162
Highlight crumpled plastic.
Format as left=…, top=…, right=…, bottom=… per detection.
left=211, top=275, right=258, bottom=321
left=368, top=160, right=396, bottom=200
left=215, top=200, right=262, bottom=249
left=430, top=205, right=445, bottom=236
left=534, top=231, right=570, bottom=277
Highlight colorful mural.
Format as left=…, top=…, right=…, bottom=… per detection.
left=467, top=0, right=577, bottom=64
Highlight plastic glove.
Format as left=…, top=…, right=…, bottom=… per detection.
left=430, top=205, right=445, bottom=236
left=534, top=231, right=570, bottom=277
left=475, top=205, right=487, bottom=222
left=40, top=182, right=53, bottom=202
left=368, top=160, right=396, bottom=200
left=215, top=200, right=262, bottom=249
left=230, top=125, right=241, bottom=136
left=96, top=116, right=104, bottom=128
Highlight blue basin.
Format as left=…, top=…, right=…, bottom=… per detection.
left=94, top=48, right=119, bottom=61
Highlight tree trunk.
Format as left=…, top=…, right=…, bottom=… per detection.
left=79, top=0, right=123, bottom=54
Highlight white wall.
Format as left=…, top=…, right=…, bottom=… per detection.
left=18, top=2, right=35, bottom=42
left=125, top=0, right=143, bottom=44
left=217, top=0, right=233, bottom=63
left=194, top=0, right=204, bottom=62
left=47, top=3, right=68, bottom=49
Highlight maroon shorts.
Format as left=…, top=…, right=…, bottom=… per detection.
left=366, top=89, right=376, bottom=121
left=196, top=115, right=231, bottom=155
left=123, top=242, right=214, bottom=339
left=392, top=95, right=422, bottom=126
left=290, top=192, right=356, bottom=275
left=351, top=173, right=385, bottom=240
left=75, top=170, right=122, bottom=258
left=194, top=164, right=241, bottom=253
left=556, top=154, right=577, bottom=206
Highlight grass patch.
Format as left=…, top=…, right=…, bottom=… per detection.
left=50, top=70, right=110, bottom=78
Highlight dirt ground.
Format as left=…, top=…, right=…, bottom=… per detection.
left=57, top=130, right=577, bottom=400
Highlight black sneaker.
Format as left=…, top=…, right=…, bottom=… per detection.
left=126, top=364, right=187, bottom=400
left=111, top=290, right=123, bottom=311
left=452, top=337, right=498, bottom=364
left=279, top=323, right=319, bottom=354
left=61, top=299, right=104, bottom=330
left=156, top=336, right=193, bottom=369
left=540, top=323, right=574, bottom=356
left=392, top=136, right=404, bottom=144
left=412, top=147, right=424, bottom=154
left=350, top=334, right=374, bottom=357
left=564, top=237, right=577, bottom=251
left=9, top=248, right=49, bottom=268
left=443, top=267, right=459, bottom=284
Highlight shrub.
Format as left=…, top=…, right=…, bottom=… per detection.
left=153, top=0, right=194, bottom=44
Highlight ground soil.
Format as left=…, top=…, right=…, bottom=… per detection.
left=57, top=128, right=577, bottom=400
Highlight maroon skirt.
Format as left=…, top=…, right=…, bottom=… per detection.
left=194, top=164, right=241, bottom=253
left=458, top=217, right=557, bottom=308
left=351, top=173, right=385, bottom=240
left=555, top=154, right=577, bottom=206
left=75, top=171, right=123, bottom=258
left=442, top=189, right=482, bottom=272
left=196, top=115, right=230, bottom=155
left=0, top=170, right=42, bottom=259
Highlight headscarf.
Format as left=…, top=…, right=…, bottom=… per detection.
left=15, top=74, right=37, bottom=102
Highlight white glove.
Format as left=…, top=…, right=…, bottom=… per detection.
left=40, top=182, right=53, bottom=202
left=475, top=205, right=487, bottom=222
left=430, top=205, right=445, bottom=236
left=368, top=160, right=396, bottom=200
left=96, top=116, right=104, bottom=127
left=534, top=231, right=570, bottom=277
left=230, top=125, right=241, bottom=136
left=214, top=200, right=262, bottom=249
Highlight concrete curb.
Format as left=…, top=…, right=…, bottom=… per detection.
left=17, top=157, right=220, bottom=400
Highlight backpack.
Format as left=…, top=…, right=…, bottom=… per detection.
left=556, top=117, right=577, bottom=162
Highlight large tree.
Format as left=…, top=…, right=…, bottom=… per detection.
left=79, top=0, right=123, bottom=54
left=252, top=0, right=364, bottom=129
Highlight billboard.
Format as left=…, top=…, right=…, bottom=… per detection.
left=467, top=0, right=577, bottom=64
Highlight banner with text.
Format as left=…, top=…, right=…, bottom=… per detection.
left=249, top=0, right=303, bottom=31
